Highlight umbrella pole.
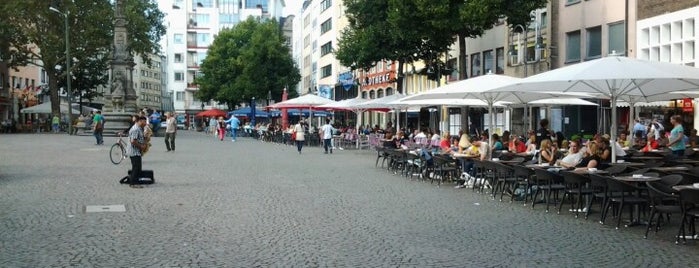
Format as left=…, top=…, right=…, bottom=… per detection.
left=488, top=103, right=494, bottom=160
left=628, top=103, right=635, bottom=146
left=355, top=110, right=361, bottom=149
left=610, top=96, right=618, bottom=163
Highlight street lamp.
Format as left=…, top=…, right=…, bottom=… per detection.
left=510, top=24, right=528, bottom=77
left=50, top=4, right=73, bottom=135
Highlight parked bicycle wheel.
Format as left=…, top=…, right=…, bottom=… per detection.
left=109, top=143, right=125, bottom=165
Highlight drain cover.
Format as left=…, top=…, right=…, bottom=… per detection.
left=85, top=205, right=126, bottom=213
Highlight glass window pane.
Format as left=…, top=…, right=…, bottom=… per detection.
left=483, top=50, right=494, bottom=74
left=566, top=31, right=581, bottom=62
left=471, top=53, right=481, bottom=77
left=609, top=22, right=625, bottom=55
left=496, top=47, right=504, bottom=74
left=587, top=26, right=602, bottom=58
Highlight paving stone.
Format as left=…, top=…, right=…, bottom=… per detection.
left=1, top=132, right=699, bottom=266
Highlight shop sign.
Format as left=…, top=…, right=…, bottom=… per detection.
left=338, top=72, right=354, bottom=91
left=682, top=98, right=693, bottom=112
left=361, top=73, right=392, bottom=87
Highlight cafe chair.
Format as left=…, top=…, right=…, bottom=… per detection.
left=558, top=171, right=595, bottom=218
left=603, top=177, right=649, bottom=229
left=532, top=169, right=565, bottom=213
left=512, top=164, right=535, bottom=205
left=659, top=174, right=684, bottom=187
left=644, top=181, right=681, bottom=239
left=676, top=188, right=699, bottom=244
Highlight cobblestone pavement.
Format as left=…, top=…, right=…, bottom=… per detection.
left=1, top=131, right=699, bottom=267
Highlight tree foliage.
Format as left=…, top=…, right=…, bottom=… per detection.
left=195, top=18, right=301, bottom=109
left=0, top=0, right=165, bottom=116
left=337, top=0, right=548, bottom=81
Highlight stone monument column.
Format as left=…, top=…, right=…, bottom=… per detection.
left=103, top=0, right=139, bottom=134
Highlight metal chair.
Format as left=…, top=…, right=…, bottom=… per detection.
left=558, top=171, right=595, bottom=218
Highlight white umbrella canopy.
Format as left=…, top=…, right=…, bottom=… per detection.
left=528, top=98, right=599, bottom=106
left=21, top=101, right=81, bottom=115
left=489, top=56, right=699, bottom=162
left=391, top=97, right=509, bottom=107
left=354, top=93, right=408, bottom=109
left=318, top=98, right=369, bottom=111
left=267, top=94, right=336, bottom=109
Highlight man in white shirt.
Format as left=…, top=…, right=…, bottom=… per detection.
left=320, top=118, right=335, bottom=154
left=558, top=140, right=584, bottom=168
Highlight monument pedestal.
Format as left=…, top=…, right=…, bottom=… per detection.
left=102, top=112, right=133, bottom=136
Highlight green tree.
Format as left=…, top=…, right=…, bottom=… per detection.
left=337, top=0, right=547, bottom=82
left=196, top=18, right=300, bottom=109
left=0, top=0, right=165, bottom=117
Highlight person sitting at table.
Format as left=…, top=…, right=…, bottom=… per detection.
left=539, top=139, right=556, bottom=165
left=525, top=135, right=537, bottom=155
left=382, top=133, right=397, bottom=149
left=392, top=131, right=406, bottom=149
left=617, top=132, right=631, bottom=148
left=597, top=139, right=612, bottom=163
left=492, top=133, right=504, bottom=151
left=657, top=130, right=670, bottom=148
left=557, top=140, right=584, bottom=168
left=642, top=133, right=660, bottom=152
left=573, top=141, right=600, bottom=170
left=438, top=131, right=452, bottom=154
left=508, top=135, right=525, bottom=153
left=690, top=128, right=698, bottom=148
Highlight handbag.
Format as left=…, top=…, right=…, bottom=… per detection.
left=291, top=132, right=297, bottom=140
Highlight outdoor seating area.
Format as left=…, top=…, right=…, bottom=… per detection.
left=368, top=133, right=699, bottom=244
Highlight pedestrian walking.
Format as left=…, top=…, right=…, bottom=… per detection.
left=293, top=121, right=306, bottom=154
left=51, top=114, right=60, bottom=133
left=127, top=116, right=148, bottom=189
left=164, top=112, right=177, bottom=152
left=93, top=111, right=104, bottom=145
left=216, top=117, right=226, bottom=141
left=320, top=118, right=335, bottom=154
left=209, top=117, right=217, bottom=136
left=149, top=110, right=161, bottom=137
left=224, top=115, right=241, bottom=142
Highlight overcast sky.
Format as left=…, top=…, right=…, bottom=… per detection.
left=283, top=0, right=303, bottom=16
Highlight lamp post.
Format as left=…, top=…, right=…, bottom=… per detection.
left=510, top=24, right=528, bottom=77
left=50, top=5, right=73, bottom=135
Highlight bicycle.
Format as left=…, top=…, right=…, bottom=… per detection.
left=109, top=132, right=128, bottom=165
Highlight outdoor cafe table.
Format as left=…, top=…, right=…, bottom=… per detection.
left=612, top=175, right=661, bottom=227
left=627, top=156, right=664, bottom=161
left=672, top=184, right=699, bottom=191
left=489, top=159, right=523, bottom=165
left=670, top=159, right=699, bottom=165
left=452, top=153, right=479, bottom=159
left=607, top=162, right=646, bottom=167
left=650, top=166, right=690, bottom=173
left=525, top=164, right=561, bottom=169
left=572, top=169, right=609, bottom=175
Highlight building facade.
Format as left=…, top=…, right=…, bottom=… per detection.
left=294, top=0, right=349, bottom=98
left=158, top=0, right=286, bottom=122
left=132, top=54, right=166, bottom=110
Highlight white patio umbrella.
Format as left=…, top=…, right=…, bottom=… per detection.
left=267, top=93, right=336, bottom=109
left=489, top=56, right=699, bottom=162
left=391, top=97, right=509, bottom=107
left=402, top=74, right=590, bottom=149
left=354, top=93, right=410, bottom=131
left=21, top=101, right=81, bottom=115
left=267, top=94, right=336, bottom=128
left=528, top=98, right=599, bottom=106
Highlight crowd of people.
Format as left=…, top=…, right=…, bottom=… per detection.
left=364, top=116, right=699, bottom=189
